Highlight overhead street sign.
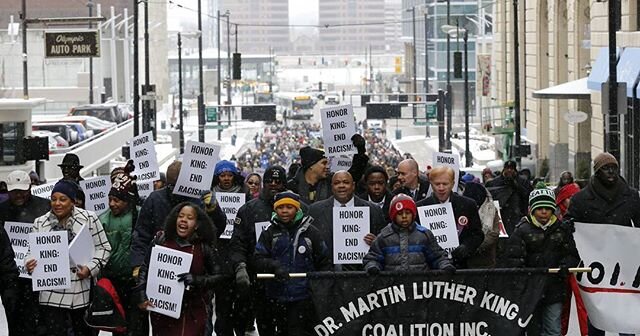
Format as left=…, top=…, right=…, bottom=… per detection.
left=45, top=30, right=100, bottom=58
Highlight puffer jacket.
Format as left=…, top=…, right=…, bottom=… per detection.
left=503, top=215, right=580, bottom=304
left=100, top=207, right=139, bottom=282
left=254, top=214, right=331, bottom=302
left=363, top=222, right=452, bottom=272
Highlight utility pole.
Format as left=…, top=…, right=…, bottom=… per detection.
left=133, top=0, right=139, bottom=135
left=178, top=33, right=184, bottom=154
left=513, top=0, right=521, bottom=166
left=424, top=10, right=430, bottom=138
left=446, top=0, right=452, bottom=150
left=142, top=0, right=151, bottom=135
left=606, top=0, right=620, bottom=159
left=216, top=10, right=222, bottom=141
left=197, top=0, right=205, bottom=142
left=226, top=12, right=231, bottom=128
left=88, top=0, right=94, bottom=103
left=463, top=30, right=471, bottom=167
left=21, top=0, right=28, bottom=99
left=411, top=6, right=417, bottom=121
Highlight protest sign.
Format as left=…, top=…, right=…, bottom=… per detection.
left=4, top=221, right=33, bottom=278
left=493, top=201, right=509, bottom=238
left=321, top=104, right=357, bottom=157
left=31, top=181, right=56, bottom=200
left=131, top=131, right=160, bottom=182
left=173, top=141, right=220, bottom=197
left=329, top=155, right=353, bottom=172
left=136, top=179, right=155, bottom=200
left=216, top=192, right=246, bottom=240
left=417, top=203, right=459, bottom=255
left=69, top=223, right=94, bottom=267
left=80, top=176, right=111, bottom=215
left=432, top=152, right=460, bottom=192
left=332, top=207, right=370, bottom=264
left=29, top=231, right=70, bottom=291
left=574, top=223, right=640, bottom=333
left=254, top=221, right=271, bottom=243
left=146, top=246, right=193, bottom=319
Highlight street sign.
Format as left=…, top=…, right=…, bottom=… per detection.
left=206, top=106, right=217, bottom=122
left=426, top=104, right=436, bottom=119
left=241, top=105, right=276, bottom=122
left=45, top=30, right=100, bottom=58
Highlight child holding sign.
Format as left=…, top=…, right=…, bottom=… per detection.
left=135, top=202, right=225, bottom=336
left=363, top=194, right=455, bottom=274
left=255, top=191, right=331, bottom=335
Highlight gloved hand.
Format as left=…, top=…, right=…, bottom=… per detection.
left=451, top=245, right=469, bottom=260
left=201, top=192, right=218, bottom=213
left=441, top=264, right=456, bottom=274
left=366, top=266, right=381, bottom=275
left=177, top=272, right=204, bottom=287
left=557, top=265, right=570, bottom=279
left=235, top=263, right=251, bottom=289
left=351, top=134, right=366, bottom=155
left=273, top=264, right=289, bottom=282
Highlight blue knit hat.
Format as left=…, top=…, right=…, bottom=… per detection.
left=52, top=180, right=78, bottom=200
left=214, top=160, right=238, bottom=176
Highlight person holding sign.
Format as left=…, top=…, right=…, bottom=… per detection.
left=416, top=167, right=484, bottom=269
left=25, top=180, right=111, bottom=336
left=363, top=194, right=454, bottom=274
left=255, top=191, right=331, bottom=335
left=0, top=225, right=19, bottom=332
left=135, top=202, right=225, bottom=336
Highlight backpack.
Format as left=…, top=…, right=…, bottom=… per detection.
left=84, top=278, right=127, bottom=333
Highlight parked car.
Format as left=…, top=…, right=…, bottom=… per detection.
left=69, top=104, right=124, bottom=124
left=38, top=116, right=117, bottom=134
left=325, top=93, right=340, bottom=105
left=32, top=122, right=94, bottom=145
left=31, top=130, right=69, bottom=151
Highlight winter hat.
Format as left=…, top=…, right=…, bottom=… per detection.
left=273, top=191, right=301, bottom=210
left=263, top=165, right=287, bottom=185
left=6, top=170, right=31, bottom=191
left=109, top=160, right=137, bottom=202
left=300, top=146, right=326, bottom=171
left=52, top=180, right=78, bottom=200
left=214, top=160, right=238, bottom=176
left=389, top=194, right=417, bottom=220
left=461, top=173, right=475, bottom=183
left=528, top=186, right=556, bottom=213
left=593, top=152, right=618, bottom=173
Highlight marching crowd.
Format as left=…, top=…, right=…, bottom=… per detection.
left=0, top=130, right=639, bottom=336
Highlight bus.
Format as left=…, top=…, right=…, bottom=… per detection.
left=274, top=92, right=315, bottom=120
left=254, top=83, right=273, bottom=103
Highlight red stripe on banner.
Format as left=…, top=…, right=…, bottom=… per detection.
left=579, top=284, right=640, bottom=294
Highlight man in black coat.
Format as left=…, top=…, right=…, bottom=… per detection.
left=416, top=166, right=484, bottom=269
left=0, top=226, right=18, bottom=332
left=287, top=134, right=369, bottom=205
left=358, top=165, right=394, bottom=223
left=308, top=171, right=387, bottom=271
left=392, top=159, right=431, bottom=202
left=484, top=160, right=532, bottom=235
left=0, top=170, right=50, bottom=335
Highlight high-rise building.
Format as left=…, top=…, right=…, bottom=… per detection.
left=385, top=0, right=403, bottom=53
left=318, top=0, right=386, bottom=54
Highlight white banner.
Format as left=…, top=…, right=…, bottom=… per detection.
left=328, top=155, right=353, bottom=172
left=332, top=207, right=370, bottom=264
left=29, top=231, right=71, bottom=291
left=216, top=192, right=246, bottom=240
left=320, top=104, right=357, bottom=157
left=574, top=223, right=640, bottom=334
left=80, top=176, right=111, bottom=215
left=30, top=181, right=56, bottom=200
left=417, top=203, right=459, bottom=255
left=4, top=221, right=33, bottom=278
left=254, top=221, right=271, bottom=243
left=173, top=141, right=221, bottom=197
left=131, top=131, right=160, bottom=181
left=432, top=152, right=460, bottom=192
left=68, top=223, right=94, bottom=267
left=146, top=246, right=193, bottom=319
left=136, top=179, right=155, bottom=200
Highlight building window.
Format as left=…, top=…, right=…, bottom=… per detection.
left=0, top=121, right=25, bottom=165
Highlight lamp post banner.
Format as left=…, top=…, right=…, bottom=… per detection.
left=310, top=271, right=547, bottom=336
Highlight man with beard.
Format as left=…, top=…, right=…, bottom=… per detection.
left=308, top=171, right=386, bottom=271
left=0, top=170, right=50, bottom=335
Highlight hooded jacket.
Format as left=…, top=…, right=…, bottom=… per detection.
left=566, top=176, right=640, bottom=227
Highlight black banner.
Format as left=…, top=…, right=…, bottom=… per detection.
left=310, top=270, right=548, bottom=336
left=45, top=31, right=100, bottom=58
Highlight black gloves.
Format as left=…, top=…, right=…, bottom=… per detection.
left=451, top=245, right=470, bottom=260
left=235, top=263, right=251, bottom=289
left=442, top=264, right=456, bottom=274
left=351, top=134, right=366, bottom=155
left=557, top=265, right=570, bottom=279
left=366, top=266, right=381, bottom=275
left=177, top=273, right=202, bottom=287
left=273, top=264, right=289, bottom=282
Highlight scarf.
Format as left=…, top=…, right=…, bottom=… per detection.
left=589, top=175, right=626, bottom=204
left=530, top=214, right=558, bottom=231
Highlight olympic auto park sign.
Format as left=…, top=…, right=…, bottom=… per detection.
left=45, top=30, right=100, bottom=58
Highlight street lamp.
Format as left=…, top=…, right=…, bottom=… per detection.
left=406, top=7, right=417, bottom=122
left=177, top=31, right=201, bottom=154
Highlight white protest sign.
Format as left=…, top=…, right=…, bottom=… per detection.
left=320, top=104, right=357, bottom=157
left=131, top=131, right=160, bottom=182
left=4, top=221, right=33, bottom=278
left=80, top=176, right=111, bottom=215
left=69, top=223, right=94, bottom=266
left=332, top=207, right=370, bottom=264
left=146, top=246, right=193, bottom=319
left=30, top=181, right=56, bottom=200
left=493, top=200, right=509, bottom=238
left=574, top=223, right=640, bottom=333
left=254, top=221, right=271, bottom=243
left=136, top=179, right=155, bottom=200
left=29, top=231, right=70, bottom=291
left=417, top=203, right=459, bottom=255
left=173, top=141, right=221, bottom=197
left=432, top=152, right=460, bottom=192
left=216, top=192, right=246, bottom=240
left=328, top=155, right=353, bottom=172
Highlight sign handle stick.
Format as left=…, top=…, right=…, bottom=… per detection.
left=257, top=273, right=307, bottom=279
left=548, top=267, right=591, bottom=274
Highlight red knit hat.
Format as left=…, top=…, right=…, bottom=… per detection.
left=389, top=194, right=417, bottom=220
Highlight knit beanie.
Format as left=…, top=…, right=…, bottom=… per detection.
left=300, top=146, right=326, bottom=171
left=109, top=160, right=137, bottom=202
left=593, top=152, right=618, bottom=173
left=389, top=194, right=417, bottom=220
left=263, top=165, right=287, bottom=185
left=214, top=160, right=238, bottom=176
left=529, top=186, right=556, bottom=213
left=52, top=180, right=78, bottom=200
left=273, top=191, right=301, bottom=210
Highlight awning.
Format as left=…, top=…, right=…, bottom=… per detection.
left=617, top=48, right=640, bottom=97
left=532, top=78, right=590, bottom=99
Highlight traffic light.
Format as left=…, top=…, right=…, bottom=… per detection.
left=233, top=53, right=241, bottom=80
left=454, top=51, right=463, bottom=79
